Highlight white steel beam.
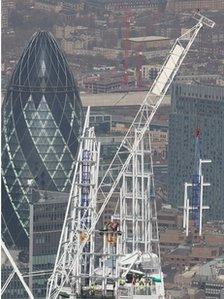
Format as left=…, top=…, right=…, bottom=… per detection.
left=1, top=241, right=34, bottom=299
left=1, top=269, right=16, bottom=294
left=47, top=14, right=215, bottom=299
left=46, top=107, right=100, bottom=298
left=183, top=159, right=211, bottom=237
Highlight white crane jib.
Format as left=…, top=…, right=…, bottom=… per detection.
left=46, top=13, right=214, bottom=299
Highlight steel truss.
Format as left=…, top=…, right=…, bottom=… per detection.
left=95, top=130, right=162, bottom=297
left=1, top=241, right=34, bottom=299
left=90, top=130, right=162, bottom=298
left=46, top=107, right=100, bottom=298
left=117, top=130, right=159, bottom=255
left=46, top=13, right=215, bottom=299
left=114, top=130, right=164, bottom=297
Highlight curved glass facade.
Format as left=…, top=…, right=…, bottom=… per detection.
left=2, top=31, right=83, bottom=247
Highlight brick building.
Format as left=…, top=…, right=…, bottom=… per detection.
left=127, top=36, right=170, bottom=52
left=166, top=244, right=223, bottom=269
left=83, top=74, right=135, bottom=93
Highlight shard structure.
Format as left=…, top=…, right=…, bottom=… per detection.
left=1, top=31, right=83, bottom=248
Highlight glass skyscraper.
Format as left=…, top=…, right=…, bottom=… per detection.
left=2, top=31, right=83, bottom=248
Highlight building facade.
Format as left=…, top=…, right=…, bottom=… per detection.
left=31, top=190, right=68, bottom=298
left=2, top=0, right=9, bottom=30
left=168, top=83, right=224, bottom=220
left=128, top=36, right=170, bottom=52
left=83, top=74, right=135, bottom=93
left=166, top=0, right=224, bottom=12
left=2, top=31, right=83, bottom=248
left=166, top=244, right=223, bottom=270
left=1, top=190, right=68, bottom=299
left=86, top=0, right=167, bottom=10
left=192, top=256, right=224, bottom=298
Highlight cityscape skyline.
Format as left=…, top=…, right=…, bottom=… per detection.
left=1, top=1, right=224, bottom=299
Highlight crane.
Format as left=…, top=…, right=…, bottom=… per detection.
left=46, top=13, right=215, bottom=299
left=183, top=129, right=211, bottom=237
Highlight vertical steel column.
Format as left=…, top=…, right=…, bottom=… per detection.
left=47, top=107, right=100, bottom=298
left=29, top=202, right=34, bottom=293
left=117, top=129, right=161, bottom=269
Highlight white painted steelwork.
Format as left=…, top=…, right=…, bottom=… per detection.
left=46, top=107, right=100, bottom=298
left=46, top=14, right=214, bottom=299
left=113, top=130, right=164, bottom=298
left=183, top=159, right=211, bottom=237
left=1, top=241, right=34, bottom=299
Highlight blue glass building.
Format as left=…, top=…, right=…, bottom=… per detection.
left=2, top=31, right=83, bottom=247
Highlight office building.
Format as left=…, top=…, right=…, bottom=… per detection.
left=166, top=0, right=224, bottom=12
left=31, top=190, right=68, bottom=298
left=2, top=31, right=83, bottom=248
left=168, top=82, right=224, bottom=220
left=1, top=190, right=69, bottom=299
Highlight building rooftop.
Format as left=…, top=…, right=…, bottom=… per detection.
left=175, top=256, right=224, bottom=287
left=182, top=265, right=200, bottom=279
left=169, top=245, right=191, bottom=256
left=81, top=91, right=171, bottom=107
left=195, top=255, right=224, bottom=281
left=172, top=82, right=224, bottom=102
left=32, top=189, right=69, bottom=205
left=84, top=76, right=135, bottom=85
left=128, top=36, right=170, bottom=43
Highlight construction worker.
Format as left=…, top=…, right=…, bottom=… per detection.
left=139, top=277, right=145, bottom=295
left=103, top=222, right=109, bottom=230
left=111, top=221, right=119, bottom=231
left=135, top=278, right=140, bottom=287
left=135, top=278, right=140, bottom=294
left=145, top=278, right=152, bottom=295
left=118, top=277, right=126, bottom=286
left=132, top=273, right=136, bottom=285
left=89, top=283, right=96, bottom=295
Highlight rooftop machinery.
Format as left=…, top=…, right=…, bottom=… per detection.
left=46, top=13, right=215, bottom=299
left=183, top=129, right=211, bottom=237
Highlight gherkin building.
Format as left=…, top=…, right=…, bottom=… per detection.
left=2, top=31, right=83, bottom=248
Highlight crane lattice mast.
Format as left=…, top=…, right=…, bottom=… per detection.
left=183, top=129, right=211, bottom=237
left=46, top=107, right=100, bottom=298
left=47, top=13, right=215, bottom=299
left=114, top=130, right=164, bottom=296
left=115, top=130, right=159, bottom=257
